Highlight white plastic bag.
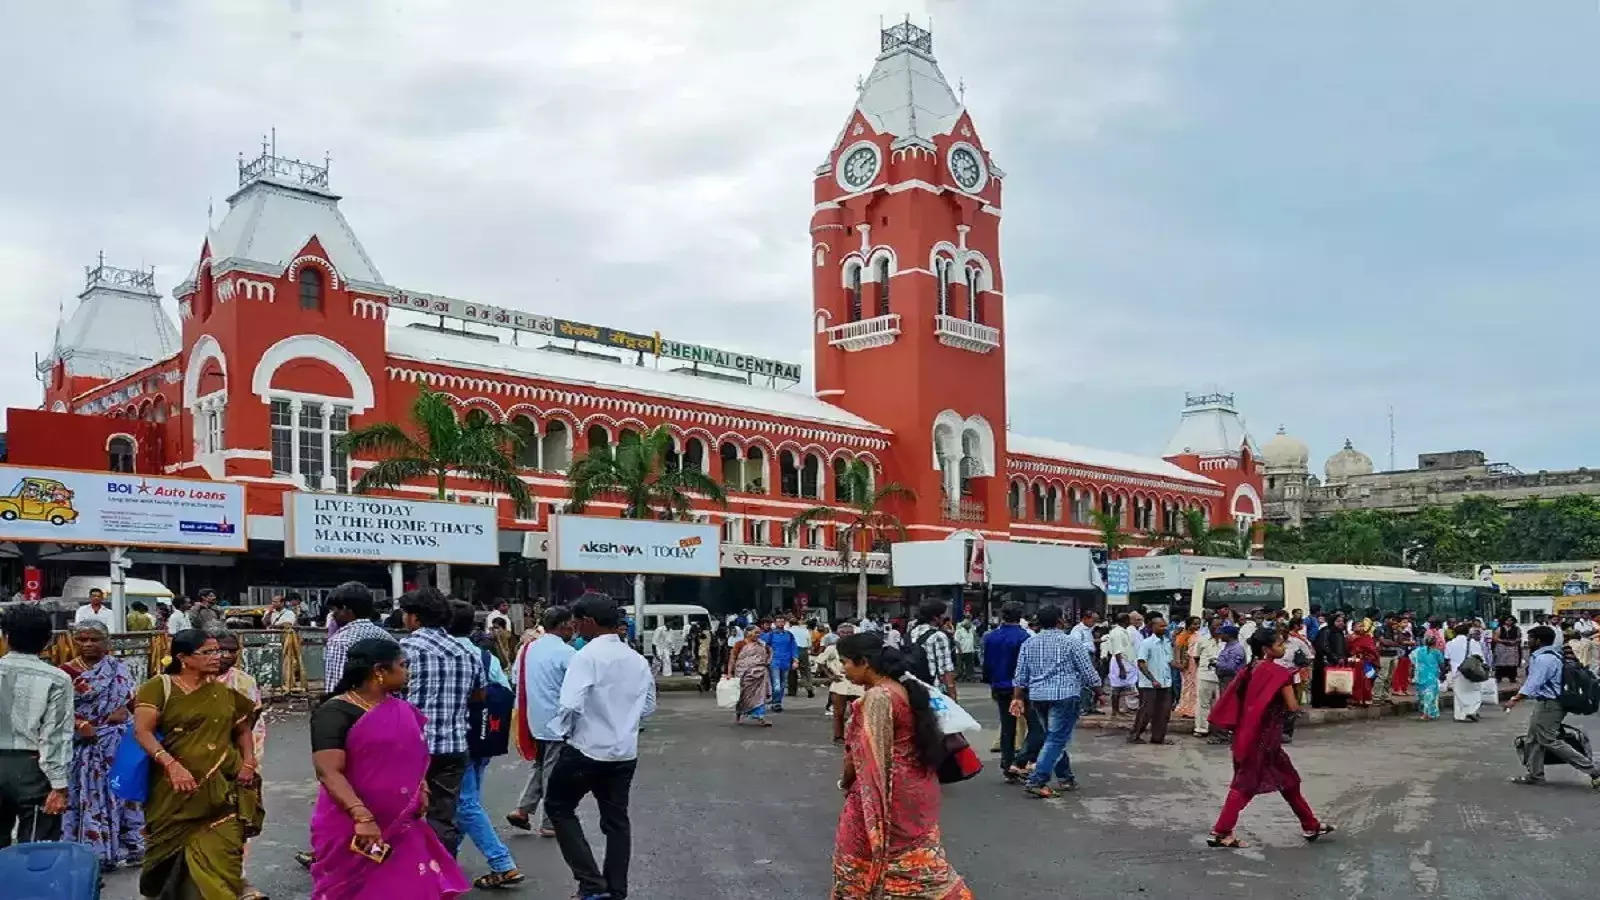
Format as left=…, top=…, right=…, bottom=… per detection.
left=716, top=676, right=740, bottom=709
left=914, top=678, right=982, bottom=734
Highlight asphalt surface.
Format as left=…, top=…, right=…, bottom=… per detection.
left=103, top=686, right=1600, bottom=899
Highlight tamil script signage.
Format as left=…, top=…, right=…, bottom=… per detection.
left=553, top=319, right=658, bottom=354
left=282, top=493, right=498, bottom=565
left=389, top=291, right=556, bottom=335
left=548, top=515, right=721, bottom=577
left=0, top=465, right=245, bottom=551
left=721, top=545, right=891, bottom=575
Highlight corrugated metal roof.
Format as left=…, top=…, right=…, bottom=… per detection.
left=1162, top=403, right=1255, bottom=458
left=385, top=327, right=888, bottom=433
left=54, top=286, right=179, bottom=379
left=207, top=180, right=382, bottom=285
left=853, top=45, right=964, bottom=141
left=1008, top=433, right=1218, bottom=486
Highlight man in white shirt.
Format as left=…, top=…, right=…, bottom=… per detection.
left=787, top=619, right=815, bottom=699
left=487, top=600, right=512, bottom=632
left=649, top=622, right=673, bottom=677
left=72, top=589, right=115, bottom=630
left=264, top=594, right=298, bottom=628
left=1100, top=611, right=1138, bottom=717
left=165, top=596, right=193, bottom=634
left=547, top=593, right=656, bottom=900
left=1190, top=620, right=1223, bottom=737
left=1445, top=627, right=1488, bottom=722
left=507, top=605, right=577, bottom=837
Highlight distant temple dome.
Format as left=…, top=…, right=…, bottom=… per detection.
left=1324, top=438, right=1374, bottom=483
left=1261, top=425, right=1309, bottom=470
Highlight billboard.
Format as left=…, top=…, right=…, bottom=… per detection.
left=283, top=493, right=499, bottom=565
left=548, top=515, right=720, bottom=577
left=0, top=465, right=245, bottom=551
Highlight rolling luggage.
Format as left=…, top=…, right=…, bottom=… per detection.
left=0, top=841, right=101, bottom=899
left=1513, top=722, right=1593, bottom=767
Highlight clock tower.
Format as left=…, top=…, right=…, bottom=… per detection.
left=811, top=21, right=1007, bottom=534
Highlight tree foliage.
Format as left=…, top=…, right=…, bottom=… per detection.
left=1264, top=494, right=1600, bottom=571
left=789, top=460, right=915, bottom=608
left=566, top=425, right=727, bottom=520
left=338, top=387, right=535, bottom=516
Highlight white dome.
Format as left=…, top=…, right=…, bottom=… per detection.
left=1261, top=425, right=1309, bottom=470
left=1324, top=438, right=1374, bottom=482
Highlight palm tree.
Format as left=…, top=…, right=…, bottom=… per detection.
left=566, top=426, right=727, bottom=519
left=338, top=387, right=536, bottom=588
left=1091, top=508, right=1128, bottom=559
left=789, top=460, right=915, bottom=610
left=1167, top=508, right=1245, bottom=558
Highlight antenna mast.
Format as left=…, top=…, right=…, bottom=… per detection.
left=1388, top=405, right=1396, bottom=471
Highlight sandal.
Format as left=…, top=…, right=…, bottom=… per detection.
left=1511, top=775, right=1546, bottom=786
left=474, top=869, right=526, bottom=890
left=505, top=811, right=532, bottom=832
left=1207, top=832, right=1247, bottom=849
left=1023, top=785, right=1055, bottom=799
left=294, top=851, right=315, bottom=870
left=1302, top=824, right=1336, bottom=842
left=240, top=890, right=269, bottom=900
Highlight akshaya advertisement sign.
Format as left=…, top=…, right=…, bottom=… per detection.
left=548, top=515, right=720, bottom=577
left=283, top=493, right=498, bottom=565
left=0, top=465, right=245, bottom=551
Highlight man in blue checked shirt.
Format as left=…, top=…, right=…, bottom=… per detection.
left=399, top=587, right=487, bottom=851
left=1009, top=605, right=1102, bottom=798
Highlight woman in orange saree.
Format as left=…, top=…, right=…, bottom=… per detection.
left=831, top=632, right=970, bottom=900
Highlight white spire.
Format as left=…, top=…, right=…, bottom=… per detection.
left=849, top=20, right=964, bottom=142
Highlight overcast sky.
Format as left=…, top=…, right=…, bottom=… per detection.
left=3, top=2, right=1595, bottom=474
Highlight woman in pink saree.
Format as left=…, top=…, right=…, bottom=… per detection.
left=308, top=638, right=468, bottom=899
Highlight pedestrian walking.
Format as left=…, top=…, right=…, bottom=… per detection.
left=1174, top=617, right=1201, bottom=718
left=0, top=604, right=72, bottom=849
left=788, top=617, right=816, bottom=699
left=398, top=588, right=486, bottom=853
left=164, top=595, right=194, bottom=635
left=507, top=605, right=577, bottom=837
left=954, top=618, right=977, bottom=682
left=1010, top=606, right=1101, bottom=798
left=1446, top=626, right=1488, bottom=722
left=815, top=624, right=863, bottom=742
left=1346, top=620, right=1380, bottom=708
left=982, top=602, right=1032, bottom=779
left=1410, top=634, right=1446, bottom=720
left=908, top=599, right=959, bottom=700
left=1191, top=620, right=1223, bottom=738
left=1129, top=613, right=1174, bottom=744
left=1507, top=625, right=1600, bottom=788
left=1311, top=612, right=1348, bottom=708
left=1493, top=619, right=1523, bottom=683
left=444, top=600, right=525, bottom=889
left=546, top=593, right=657, bottom=900
left=830, top=632, right=971, bottom=899
left=1100, top=612, right=1138, bottom=717
left=125, top=601, right=155, bottom=631
left=730, top=625, right=773, bottom=726
left=189, top=588, right=222, bottom=632
left=59, top=621, right=145, bottom=871
left=213, top=629, right=268, bottom=900
left=761, top=615, right=799, bottom=712
left=130, top=629, right=263, bottom=898
left=1204, top=629, right=1335, bottom=849
left=649, top=621, right=672, bottom=677
left=309, top=638, right=470, bottom=898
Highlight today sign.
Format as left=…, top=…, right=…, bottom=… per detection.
left=283, top=493, right=499, bottom=565
left=548, top=515, right=721, bottom=577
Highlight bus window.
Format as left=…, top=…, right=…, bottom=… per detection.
left=1340, top=580, right=1375, bottom=613
left=1403, top=582, right=1430, bottom=618
left=1374, top=581, right=1402, bottom=613
left=1476, top=587, right=1498, bottom=620
left=1203, top=577, right=1285, bottom=609
left=1307, top=578, right=1339, bottom=611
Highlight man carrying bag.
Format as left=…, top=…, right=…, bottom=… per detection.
left=1506, top=625, right=1600, bottom=788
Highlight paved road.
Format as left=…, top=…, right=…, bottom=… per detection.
left=105, top=688, right=1600, bottom=899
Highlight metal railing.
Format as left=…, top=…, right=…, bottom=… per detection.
left=933, top=314, right=1000, bottom=353
left=826, top=313, right=901, bottom=351
left=943, top=497, right=986, bottom=522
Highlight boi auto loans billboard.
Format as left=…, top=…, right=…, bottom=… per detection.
left=0, top=464, right=245, bottom=551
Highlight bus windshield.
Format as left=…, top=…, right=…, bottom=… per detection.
left=1202, top=576, right=1285, bottom=610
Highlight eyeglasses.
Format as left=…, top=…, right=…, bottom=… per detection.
left=189, top=648, right=222, bottom=657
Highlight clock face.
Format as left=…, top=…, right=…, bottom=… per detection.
left=837, top=143, right=879, bottom=191
left=950, top=147, right=983, bottom=191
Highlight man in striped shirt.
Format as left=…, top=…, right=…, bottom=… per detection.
left=1010, top=605, right=1101, bottom=798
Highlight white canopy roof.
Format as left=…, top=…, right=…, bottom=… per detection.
left=1163, top=395, right=1255, bottom=458
left=386, top=327, right=887, bottom=433
left=852, top=40, right=964, bottom=141
left=51, top=272, right=179, bottom=379
left=204, top=179, right=383, bottom=286
left=1008, top=433, right=1218, bottom=486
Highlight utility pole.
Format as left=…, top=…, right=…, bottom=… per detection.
left=1388, top=405, right=1396, bottom=471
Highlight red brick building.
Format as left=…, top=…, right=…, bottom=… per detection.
left=17, top=23, right=1261, bottom=612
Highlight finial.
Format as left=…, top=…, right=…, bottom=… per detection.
left=854, top=73, right=865, bottom=92
left=958, top=77, right=966, bottom=102
left=1343, top=438, right=1354, bottom=450
left=1276, top=424, right=1286, bottom=435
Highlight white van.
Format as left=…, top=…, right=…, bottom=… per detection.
left=638, top=604, right=713, bottom=656
left=59, top=575, right=175, bottom=610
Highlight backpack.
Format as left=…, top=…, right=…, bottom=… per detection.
left=905, top=627, right=944, bottom=685
left=1559, top=659, right=1600, bottom=716
left=468, top=648, right=514, bottom=759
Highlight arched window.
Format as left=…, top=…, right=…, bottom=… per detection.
left=875, top=257, right=891, bottom=316
left=966, top=265, right=982, bottom=323
left=298, top=267, right=324, bottom=311
left=832, top=457, right=850, bottom=502
left=801, top=453, right=822, bottom=499
left=510, top=416, right=539, bottom=468
left=846, top=263, right=863, bottom=322
left=541, top=420, right=570, bottom=472
left=935, top=258, right=952, bottom=317
left=683, top=438, right=706, bottom=475
left=1008, top=481, right=1023, bottom=518
left=779, top=451, right=801, bottom=498
left=586, top=425, right=611, bottom=453
left=720, top=442, right=742, bottom=489
left=108, top=437, right=135, bottom=473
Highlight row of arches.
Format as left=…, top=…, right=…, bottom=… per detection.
left=1007, top=477, right=1213, bottom=531
left=834, top=243, right=995, bottom=326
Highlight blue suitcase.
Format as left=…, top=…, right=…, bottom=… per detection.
left=0, top=841, right=101, bottom=899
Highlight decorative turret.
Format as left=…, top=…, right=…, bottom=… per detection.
left=38, top=255, right=179, bottom=400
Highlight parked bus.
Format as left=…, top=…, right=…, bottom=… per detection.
left=1190, top=564, right=1497, bottom=622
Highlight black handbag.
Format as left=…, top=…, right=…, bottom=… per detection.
left=1458, top=655, right=1489, bottom=683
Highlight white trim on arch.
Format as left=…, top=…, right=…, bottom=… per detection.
left=863, top=246, right=897, bottom=282
left=251, top=334, right=375, bottom=413
left=182, top=334, right=227, bottom=409
left=1231, top=482, right=1262, bottom=516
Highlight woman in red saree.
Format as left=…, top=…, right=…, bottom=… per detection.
left=1346, top=621, right=1380, bottom=707
left=1204, top=629, right=1336, bottom=849
left=309, top=638, right=469, bottom=899
left=832, top=633, right=970, bottom=900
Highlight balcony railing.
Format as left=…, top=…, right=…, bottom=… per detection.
left=934, top=314, right=1000, bottom=354
left=826, top=313, right=901, bottom=351
left=942, top=497, right=987, bottom=522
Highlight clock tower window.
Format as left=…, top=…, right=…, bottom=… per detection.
left=845, top=263, right=863, bottom=322
left=875, top=257, right=891, bottom=316
left=935, top=258, right=952, bottom=316
left=965, top=266, right=982, bottom=323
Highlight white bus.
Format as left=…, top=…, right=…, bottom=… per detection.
left=1189, top=564, right=1497, bottom=622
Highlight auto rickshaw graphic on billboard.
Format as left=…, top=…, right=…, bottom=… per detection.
left=0, top=476, right=80, bottom=526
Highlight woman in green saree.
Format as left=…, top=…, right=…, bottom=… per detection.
left=131, top=629, right=264, bottom=899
